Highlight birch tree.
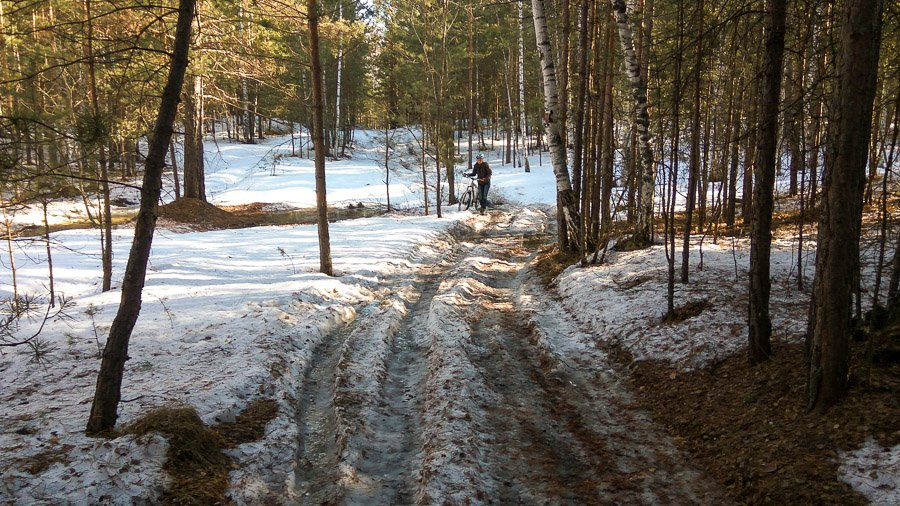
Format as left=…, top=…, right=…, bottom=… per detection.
left=611, top=0, right=654, bottom=246
left=532, top=0, right=580, bottom=248
left=518, top=0, right=530, bottom=172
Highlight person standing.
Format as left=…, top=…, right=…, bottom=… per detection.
left=465, top=152, right=492, bottom=214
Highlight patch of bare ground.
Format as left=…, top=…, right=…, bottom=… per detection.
left=534, top=246, right=580, bottom=285
left=158, top=198, right=254, bottom=231
left=627, top=318, right=900, bottom=505
left=158, top=198, right=385, bottom=231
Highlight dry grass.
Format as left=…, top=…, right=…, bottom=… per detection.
left=662, top=299, right=713, bottom=323
left=124, top=405, right=230, bottom=505
left=534, top=246, right=581, bottom=286
left=17, top=443, right=74, bottom=475
left=123, top=398, right=279, bottom=505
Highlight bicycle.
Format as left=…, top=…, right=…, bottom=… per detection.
left=458, top=175, right=480, bottom=211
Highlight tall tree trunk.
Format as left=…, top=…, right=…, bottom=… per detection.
left=807, top=0, right=883, bottom=413
left=86, top=0, right=195, bottom=434
left=611, top=0, right=654, bottom=246
left=169, top=141, right=181, bottom=200
left=681, top=0, right=703, bottom=283
left=532, top=0, right=581, bottom=249
left=742, top=68, right=759, bottom=222
left=240, top=1, right=253, bottom=143
left=83, top=0, right=113, bottom=292
left=599, top=10, right=615, bottom=240
left=308, top=0, right=333, bottom=276
left=518, top=0, right=530, bottom=172
left=666, top=0, right=684, bottom=319
left=748, top=0, right=787, bottom=364
left=559, top=0, right=570, bottom=169
left=572, top=0, right=589, bottom=214
left=467, top=0, right=474, bottom=173
left=726, top=76, right=743, bottom=228
left=334, top=1, right=344, bottom=155
left=182, top=73, right=205, bottom=201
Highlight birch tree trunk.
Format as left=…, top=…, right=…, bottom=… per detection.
left=532, top=0, right=580, bottom=248
left=86, top=0, right=196, bottom=434
left=612, top=0, right=654, bottom=246
left=335, top=1, right=344, bottom=156
left=518, top=0, right=530, bottom=172
left=467, top=0, right=474, bottom=173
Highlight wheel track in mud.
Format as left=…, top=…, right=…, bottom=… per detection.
left=338, top=248, right=466, bottom=504
left=292, top=209, right=729, bottom=505
left=453, top=225, right=626, bottom=504
left=464, top=236, right=613, bottom=504
left=292, top=226, right=468, bottom=504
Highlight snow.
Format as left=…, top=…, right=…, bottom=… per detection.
left=555, top=235, right=810, bottom=370
left=1, top=129, right=897, bottom=504
left=840, top=439, right=900, bottom=505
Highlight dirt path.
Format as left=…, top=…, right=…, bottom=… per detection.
left=292, top=208, right=729, bottom=505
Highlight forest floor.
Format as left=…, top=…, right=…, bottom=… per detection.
left=607, top=204, right=900, bottom=505
left=627, top=338, right=900, bottom=505
left=7, top=131, right=897, bottom=504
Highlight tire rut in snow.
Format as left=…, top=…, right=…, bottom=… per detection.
left=417, top=208, right=729, bottom=504
left=295, top=208, right=728, bottom=504
left=521, top=276, right=732, bottom=504
left=293, top=315, right=350, bottom=504
left=293, top=227, right=466, bottom=505
left=462, top=232, right=612, bottom=503
left=337, top=252, right=462, bottom=504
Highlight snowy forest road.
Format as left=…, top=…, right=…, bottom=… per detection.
left=292, top=207, right=729, bottom=505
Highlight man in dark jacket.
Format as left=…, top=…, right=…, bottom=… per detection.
left=465, top=152, right=492, bottom=214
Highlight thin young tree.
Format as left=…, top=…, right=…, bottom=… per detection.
left=680, top=0, right=703, bottom=283
left=611, top=0, right=654, bottom=246
left=308, top=0, right=333, bottom=276
left=86, top=0, right=196, bottom=434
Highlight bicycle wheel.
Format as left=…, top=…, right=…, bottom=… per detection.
left=459, top=189, right=474, bottom=210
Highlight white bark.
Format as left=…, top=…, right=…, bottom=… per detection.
left=531, top=0, right=580, bottom=246
left=612, top=0, right=654, bottom=243
left=335, top=2, right=343, bottom=153
left=518, top=0, right=530, bottom=172
left=239, top=2, right=251, bottom=142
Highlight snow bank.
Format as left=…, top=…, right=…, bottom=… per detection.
left=556, top=237, right=810, bottom=370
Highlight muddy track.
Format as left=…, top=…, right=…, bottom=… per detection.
left=463, top=233, right=612, bottom=503
left=291, top=208, right=728, bottom=505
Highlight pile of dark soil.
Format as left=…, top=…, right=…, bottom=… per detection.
left=626, top=326, right=900, bottom=505
left=159, top=198, right=385, bottom=231
left=158, top=198, right=253, bottom=230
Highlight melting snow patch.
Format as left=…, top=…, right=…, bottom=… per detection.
left=839, top=439, right=900, bottom=505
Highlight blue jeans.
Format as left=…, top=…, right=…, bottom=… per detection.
left=477, top=181, right=490, bottom=210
